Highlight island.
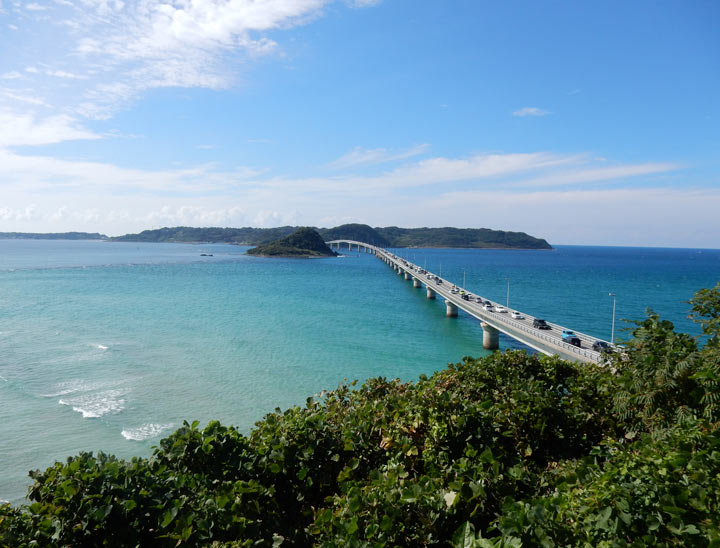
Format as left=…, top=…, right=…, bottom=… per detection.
left=112, top=223, right=552, bottom=249
left=245, top=227, right=337, bottom=257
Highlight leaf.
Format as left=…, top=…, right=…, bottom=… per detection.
left=160, top=506, right=178, bottom=528
left=452, top=521, right=476, bottom=548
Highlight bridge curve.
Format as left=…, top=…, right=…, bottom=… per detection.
left=326, top=239, right=608, bottom=364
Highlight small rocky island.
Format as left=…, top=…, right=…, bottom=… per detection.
left=246, top=227, right=337, bottom=258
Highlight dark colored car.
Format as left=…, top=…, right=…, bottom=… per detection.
left=592, top=340, right=613, bottom=353
left=567, top=336, right=581, bottom=347
left=533, top=318, right=551, bottom=330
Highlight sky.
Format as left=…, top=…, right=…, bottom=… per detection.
left=0, top=0, right=718, bottom=246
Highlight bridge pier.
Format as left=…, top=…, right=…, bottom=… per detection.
left=413, top=277, right=421, bottom=288
left=481, top=322, right=499, bottom=350
left=397, top=267, right=403, bottom=275
left=426, top=287, right=436, bottom=299
left=404, top=272, right=411, bottom=280
left=445, top=300, right=458, bottom=317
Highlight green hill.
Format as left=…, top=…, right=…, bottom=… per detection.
left=374, top=226, right=551, bottom=249
left=112, top=224, right=551, bottom=249
left=246, top=227, right=337, bottom=257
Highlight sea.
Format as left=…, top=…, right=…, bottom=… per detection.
left=1, top=239, right=719, bottom=504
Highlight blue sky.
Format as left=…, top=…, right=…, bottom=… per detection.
left=0, top=0, right=718, bottom=246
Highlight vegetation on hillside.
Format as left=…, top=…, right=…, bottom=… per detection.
left=246, top=227, right=337, bottom=257
left=374, top=226, right=552, bottom=249
left=3, top=284, right=719, bottom=547
left=111, top=224, right=551, bottom=249
left=0, top=232, right=107, bottom=240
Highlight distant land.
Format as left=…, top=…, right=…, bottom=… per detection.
left=111, top=223, right=552, bottom=249
left=0, top=231, right=107, bottom=240
left=246, top=227, right=337, bottom=258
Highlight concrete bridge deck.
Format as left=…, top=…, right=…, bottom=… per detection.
left=326, top=239, right=608, bottom=364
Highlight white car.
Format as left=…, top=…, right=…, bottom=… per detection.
left=495, top=305, right=507, bottom=313
left=484, top=303, right=494, bottom=312
left=511, top=311, right=524, bottom=319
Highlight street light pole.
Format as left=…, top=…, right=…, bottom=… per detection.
left=609, top=292, right=617, bottom=344
left=506, top=278, right=510, bottom=308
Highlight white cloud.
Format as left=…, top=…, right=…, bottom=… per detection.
left=145, top=205, right=248, bottom=226
left=0, top=205, right=37, bottom=221
left=0, top=112, right=101, bottom=146
left=0, top=144, right=697, bottom=246
left=0, top=0, right=349, bottom=121
left=512, top=107, right=551, bottom=117
left=328, top=144, right=429, bottom=169
left=348, top=0, right=382, bottom=7
left=45, top=69, right=88, bottom=80
left=1, top=71, right=22, bottom=80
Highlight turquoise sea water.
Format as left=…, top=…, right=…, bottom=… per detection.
left=1, top=240, right=719, bottom=503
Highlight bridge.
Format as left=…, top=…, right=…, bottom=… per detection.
left=326, top=239, right=607, bottom=364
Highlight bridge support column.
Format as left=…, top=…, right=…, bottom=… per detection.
left=481, top=322, right=499, bottom=350
left=404, top=272, right=411, bottom=280
left=445, top=300, right=458, bottom=317
left=426, top=287, right=436, bottom=299
left=397, top=268, right=403, bottom=275
left=413, top=278, right=421, bottom=288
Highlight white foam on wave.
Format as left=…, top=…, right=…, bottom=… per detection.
left=44, top=378, right=124, bottom=398
left=59, top=389, right=126, bottom=418
left=121, top=423, right=174, bottom=441
left=94, top=343, right=109, bottom=351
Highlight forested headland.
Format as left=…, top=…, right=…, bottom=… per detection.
left=111, top=223, right=552, bottom=250
left=3, top=285, right=718, bottom=547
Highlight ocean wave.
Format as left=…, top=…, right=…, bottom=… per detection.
left=121, top=423, right=174, bottom=441
left=93, top=343, right=109, bottom=351
left=44, top=378, right=123, bottom=398
left=59, top=389, right=126, bottom=418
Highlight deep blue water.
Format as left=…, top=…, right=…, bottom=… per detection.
left=1, top=240, right=718, bottom=503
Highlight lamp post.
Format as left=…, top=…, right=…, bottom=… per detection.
left=506, top=278, right=510, bottom=308
left=609, top=292, right=617, bottom=344
left=463, top=269, right=466, bottom=288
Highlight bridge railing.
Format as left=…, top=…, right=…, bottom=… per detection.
left=377, top=248, right=603, bottom=363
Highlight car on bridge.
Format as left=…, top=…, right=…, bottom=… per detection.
left=533, top=318, right=551, bottom=330
left=561, top=329, right=582, bottom=347
left=511, top=311, right=524, bottom=319
left=494, top=305, right=507, bottom=313
left=592, top=340, right=613, bottom=353
left=484, top=303, right=494, bottom=312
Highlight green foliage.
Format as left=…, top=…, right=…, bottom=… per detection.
left=482, top=420, right=720, bottom=547
left=612, top=312, right=701, bottom=432
left=4, top=286, right=720, bottom=547
left=689, top=282, right=720, bottom=345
